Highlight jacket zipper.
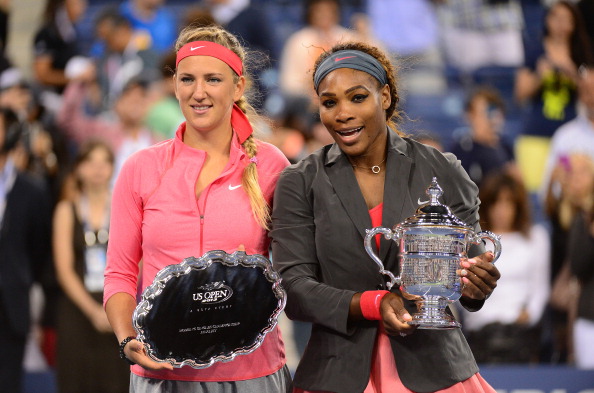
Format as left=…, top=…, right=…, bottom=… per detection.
left=195, top=149, right=244, bottom=255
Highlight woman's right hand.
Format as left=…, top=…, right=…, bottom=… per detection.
left=380, top=293, right=417, bottom=337
left=123, top=338, right=174, bottom=371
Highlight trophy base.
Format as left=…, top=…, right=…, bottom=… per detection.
left=407, top=296, right=461, bottom=329
left=408, top=316, right=461, bottom=329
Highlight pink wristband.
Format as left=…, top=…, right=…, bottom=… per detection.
left=360, top=290, right=389, bottom=320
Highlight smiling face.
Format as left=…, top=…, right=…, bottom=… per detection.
left=174, top=55, right=245, bottom=140
left=317, top=68, right=390, bottom=159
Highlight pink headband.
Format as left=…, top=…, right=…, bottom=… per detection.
left=176, top=41, right=252, bottom=144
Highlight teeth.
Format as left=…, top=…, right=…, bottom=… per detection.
left=336, top=127, right=362, bottom=135
left=193, top=105, right=210, bottom=110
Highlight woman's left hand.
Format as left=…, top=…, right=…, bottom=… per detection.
left=458, top=251, right=500, bottom=300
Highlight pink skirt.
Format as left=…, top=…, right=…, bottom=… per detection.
left=295, top=327, right=497, bottom=393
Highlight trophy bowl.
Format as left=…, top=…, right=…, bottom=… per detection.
left=364, top=177, right=501, bottom=329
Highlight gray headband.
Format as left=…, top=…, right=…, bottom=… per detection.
left=313, top=49, right=388, bottom=91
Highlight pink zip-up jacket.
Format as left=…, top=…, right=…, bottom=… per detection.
left=104, top=123, right=290, bottom=381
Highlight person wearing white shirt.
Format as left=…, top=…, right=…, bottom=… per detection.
left=462, top=170, right=551, bottom=364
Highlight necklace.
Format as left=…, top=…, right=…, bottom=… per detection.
left=351, top=157, right=386, bottom=174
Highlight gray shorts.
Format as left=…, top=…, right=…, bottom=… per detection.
left=129, top=365, right=292, bottom=393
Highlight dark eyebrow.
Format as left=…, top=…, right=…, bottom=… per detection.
left=345, top=85, right=369, bottom=94
left=320, top=85, right=370, bottom=97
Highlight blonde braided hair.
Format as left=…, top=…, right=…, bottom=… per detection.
left=175, top=24, right=270, bottom=229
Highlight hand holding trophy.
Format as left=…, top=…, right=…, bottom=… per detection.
left=364, top=177, right=501, bottom=329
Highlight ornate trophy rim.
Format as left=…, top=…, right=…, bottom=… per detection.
left=133, top=250, right=286, bottom=369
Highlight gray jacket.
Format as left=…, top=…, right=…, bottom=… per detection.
left=270, top=129, right=486, bottom=393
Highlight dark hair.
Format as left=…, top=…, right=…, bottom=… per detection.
left=479, top=170, right=532, bottom=236
left=73, top=140, right=114, bottom=190
left=75, top=139, right=114, bottom=167
left=43, top=0, right=65, bottom=24
left=313, top=41, right=402, bottom=131
left=121, top=76, right=150, bottom=94
left=95, top=8, right=131, bottom=30
left=464, top=86, right=506, bottom=114
left=544, top=1, right=594, bottom=67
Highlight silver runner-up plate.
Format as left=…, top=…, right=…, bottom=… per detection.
left=133, top=250, right=286, bottom=368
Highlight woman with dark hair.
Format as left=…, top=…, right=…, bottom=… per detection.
left=53, top=140, right=130, bottom=392
left=514, top=0, right=594, bottom=193
left=462, top=170, right=550, bottom=364
left=271, top=40, right=501, bottom=393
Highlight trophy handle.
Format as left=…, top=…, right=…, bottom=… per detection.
left=473, top=231, right=502, bottom=263
left=364, top=227, right=400, bottom=290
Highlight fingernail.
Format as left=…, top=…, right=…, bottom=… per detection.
left=460, top=269, right=468, bottom=276
left=462, top=277, right=470, bottom=283
left=403, top=313, right=412, bottom=321
left=461, top=261, right=471, bottom=268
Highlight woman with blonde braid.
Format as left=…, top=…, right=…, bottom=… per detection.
left=103, top=24, right=291, bottom=392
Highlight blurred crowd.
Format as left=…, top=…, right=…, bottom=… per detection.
left=1, top=0, right=594, bottom=391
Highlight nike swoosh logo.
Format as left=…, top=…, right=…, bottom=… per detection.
left=417, top=198, right=429, bottom=205
left=228, top=184, right=242, bottom=190
left=335, top=56, right=356, bottom=62
left=191, top=46, right=205, bottom=51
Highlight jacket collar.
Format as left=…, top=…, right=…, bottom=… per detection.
left=325, top=127, right=413, bottom=261
left=170, top=122, right=246, bottom=169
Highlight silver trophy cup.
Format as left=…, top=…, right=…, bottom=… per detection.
left=364, top=177, right=501, bottom=329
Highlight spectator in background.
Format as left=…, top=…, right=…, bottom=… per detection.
left=437, top=0, right=525, bottom=73
left=205, top=0, right=276, bottom=59
left=95, top=10, right=160, bottom=111
left=567, top=154, right=594, bottom=369
left=462, top=170, right=550, bottom=364
left=204, top=0, right=277, bottom=108
left=278, top=0, right=362, bottom=107
left=0, top=67, right=66, bottom=203
left=0, top=67, right=70, bottom=369
left=514, top=0, right=593, bottom=193
left=32, top=0, right=87, bottom=95
left=449, top=87, right=517, bottom=187
left=52, top=140, right=129, bottom=393
left=542, top=65, right=594, bottom=299
left=544, top=152, right=593, bottom=363
left=266, top=94, right=314, bottom=164
left=542, top=64, right=594, bottom=199
left=367, top=0, right=445, bottom=95
left=0, top=107, right=52, bottom=393
left=58, top=76, right=157, bottom=183
left=144, top=50, right=184, bottom=140
left=119, top=0, right=177, bottom=54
